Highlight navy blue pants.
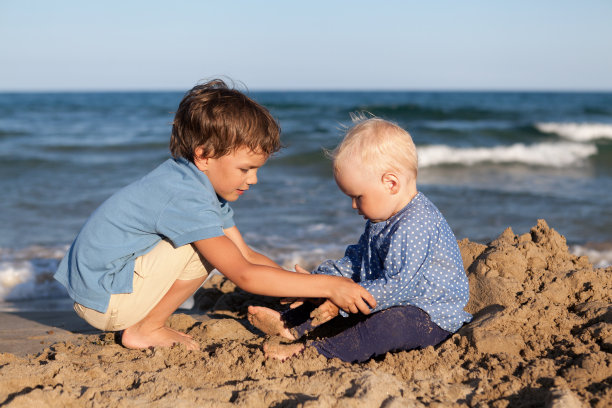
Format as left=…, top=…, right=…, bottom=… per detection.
left=282, top=303, right=451, bottom=363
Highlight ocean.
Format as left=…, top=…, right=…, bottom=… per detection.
left=1, top=90, right=611, bottom=311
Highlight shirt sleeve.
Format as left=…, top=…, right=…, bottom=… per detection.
left=219, top=200, right=235, bottom=230
left=312, top=231, right=368, bottom=280
left=359, top=221, right=438, bottom=313
left=156, top=196, right=225, bottom=247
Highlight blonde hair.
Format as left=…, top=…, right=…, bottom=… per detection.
left=331, top=115, right=418, bottom=179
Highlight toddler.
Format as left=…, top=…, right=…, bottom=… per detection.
left=248, top=117, right=472, bottom=362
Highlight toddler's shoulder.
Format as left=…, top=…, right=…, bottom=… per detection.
left=398, top=193, right=442, bottom=227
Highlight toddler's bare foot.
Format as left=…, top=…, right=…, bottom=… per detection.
left=247, top=306, right=296, bottom=340
left=263, top=341, right=305, bottom=361
left=122, top=324, right=199, bottom=350
left=310, top=307, right=327, bottom=327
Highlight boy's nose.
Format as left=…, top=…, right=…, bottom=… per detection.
left=247, top=172, right=258, bottom=185
left=351, top=199, right=358, bottom=209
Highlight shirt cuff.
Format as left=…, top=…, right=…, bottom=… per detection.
left=171, top=225, right=224, bottom=247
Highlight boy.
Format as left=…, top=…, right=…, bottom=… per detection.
left=54, top=80, right=375, bottom=351
left=248, top=117, right=472, bottom=362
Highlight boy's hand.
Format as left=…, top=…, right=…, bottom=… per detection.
left=310, top=300, right=339, bottom=326
left=329, top=277, right=376, bottom=315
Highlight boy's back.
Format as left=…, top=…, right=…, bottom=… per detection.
left=55, top=157, right=234, bottom=313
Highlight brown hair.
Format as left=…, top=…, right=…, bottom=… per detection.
left=170, top=79, right=281, bottom=161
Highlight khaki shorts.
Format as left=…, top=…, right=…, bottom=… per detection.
left=74, top=239, right=212, bottom=331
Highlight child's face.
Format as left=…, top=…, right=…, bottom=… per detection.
left=334, top=161, right=399, bottom=223
left=194, top=146, right=268, bottom=202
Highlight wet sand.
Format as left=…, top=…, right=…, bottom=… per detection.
left=0, top=311, right=97, bottom=357
left=1, top=220, right=610, bottom=407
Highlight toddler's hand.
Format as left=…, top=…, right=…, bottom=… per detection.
left=310, top=300, right=339, bottom=326
left=294, top=264, right=311, bottom=274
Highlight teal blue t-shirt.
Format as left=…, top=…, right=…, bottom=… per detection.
left=54, top=158, right=234, bottom=313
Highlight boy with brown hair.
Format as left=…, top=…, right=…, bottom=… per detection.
left=54, top=80, right=375, bottom=350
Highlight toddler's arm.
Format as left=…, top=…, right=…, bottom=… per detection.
left=312, top=231, right=368, bottom=279
left=194, top=235, right=376, bottom=314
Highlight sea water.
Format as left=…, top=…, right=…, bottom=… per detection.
left=1, top=91, right=611, bottom=311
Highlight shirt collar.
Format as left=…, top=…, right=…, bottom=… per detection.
left=174, top=157, right=227, bottom=203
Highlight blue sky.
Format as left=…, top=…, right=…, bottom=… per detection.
left=1, top=0, right=611, bottom=91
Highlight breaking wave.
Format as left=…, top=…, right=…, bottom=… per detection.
left=418, top=142, right=597, bottom=168
left=535, top=122, right=612, bottom=142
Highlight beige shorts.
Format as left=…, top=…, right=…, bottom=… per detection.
left=74, top=239, right=212, bottom=331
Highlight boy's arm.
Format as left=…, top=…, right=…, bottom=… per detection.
left=223, top=226, right=280, bottom=268
left=193, top=235, right=376, bottom=314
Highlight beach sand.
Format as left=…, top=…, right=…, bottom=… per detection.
left=0, top=220, right=610, bottom=407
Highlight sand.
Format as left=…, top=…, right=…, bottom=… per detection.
left=0, top=220, right=610, bottom=407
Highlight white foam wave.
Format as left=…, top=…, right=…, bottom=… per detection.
left=0, top=247, right=66, bottom=302
left=0, top=262, right=33, bottom=301
left=536, top=122, right=612, bottom=142
left=418, top=142, right=597, bottom=168
left=570, top=245, right=612, bottom=268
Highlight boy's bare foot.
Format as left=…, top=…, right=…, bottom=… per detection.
left=263, top=341, right=305, bottom=361
left=121, top=324, right=199, bottom=350
left=167, top=327, right=194, bottom=339
left=247, top=306, right=296, bottom=340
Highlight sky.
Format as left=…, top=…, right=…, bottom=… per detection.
left=1, top=0, right=611, bottom=91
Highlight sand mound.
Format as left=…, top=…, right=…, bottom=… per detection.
left=0, top=220, right=610, bottom=407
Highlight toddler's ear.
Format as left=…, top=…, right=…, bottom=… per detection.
left=381, top=172, right=400, bottom=194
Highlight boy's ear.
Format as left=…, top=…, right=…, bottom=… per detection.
left=193, top=147, right=210, bottom=170
left=381, top=172, right=400, bottom=194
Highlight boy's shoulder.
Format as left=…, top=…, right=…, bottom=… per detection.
left=80, top=157, right=233, bottom=250
left=100, top=158, right=220, bottom=216
left=131, top=158, right=214, bottom=196
left=141, top=158, right=197, bottom=182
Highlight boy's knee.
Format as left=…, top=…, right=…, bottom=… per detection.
left=137, top=240, right=210, bottom=281
left=74, top=302, right=124, bottom=331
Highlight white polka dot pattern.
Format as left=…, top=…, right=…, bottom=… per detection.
left=313, top=192, right=472, bottom=332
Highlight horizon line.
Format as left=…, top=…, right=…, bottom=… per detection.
left=1, top=87, right=612, bottom=94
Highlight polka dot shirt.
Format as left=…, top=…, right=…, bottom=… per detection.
left=313, top=192, right=472, bottom=332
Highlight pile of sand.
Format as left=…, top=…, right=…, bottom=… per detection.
left=0, top=220, right=610, bottom=407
